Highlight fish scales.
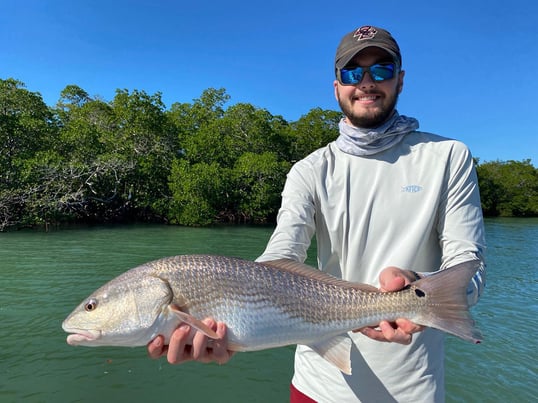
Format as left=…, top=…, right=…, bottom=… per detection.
left=146, top=255, right=427, bottom=342
left=156, top=255, right=365, bottom=324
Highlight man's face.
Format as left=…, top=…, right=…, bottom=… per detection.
left=334, top=47, right=404, bottom=128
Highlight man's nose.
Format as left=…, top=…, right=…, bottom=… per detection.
left=359, top=72, right=376, bottom=89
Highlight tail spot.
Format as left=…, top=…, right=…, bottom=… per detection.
left=414, top=288, right=426, bottom=298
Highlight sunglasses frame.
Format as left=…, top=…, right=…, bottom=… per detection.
left=337, top=62, right=398, bottom=86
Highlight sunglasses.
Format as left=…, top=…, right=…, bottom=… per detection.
left=337, top=63, right=397, bottom=85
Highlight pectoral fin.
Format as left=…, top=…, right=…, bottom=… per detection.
left=169, top=305, right=220, bottom=339
left=308, top=334, right=352, bottom=375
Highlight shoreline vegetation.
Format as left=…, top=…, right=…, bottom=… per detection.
left=2, top=78, right=537, bottom=231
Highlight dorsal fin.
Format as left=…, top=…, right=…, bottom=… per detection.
left=262, top=259, right=380, bottom=293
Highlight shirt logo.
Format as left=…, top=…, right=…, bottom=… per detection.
left=401, top=185, right=423, bottom=193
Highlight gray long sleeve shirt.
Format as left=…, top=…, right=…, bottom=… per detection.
left=258, top=131, right=486, bottom=402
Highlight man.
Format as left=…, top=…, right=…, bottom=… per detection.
left=148, top=25, right=486, bottom=402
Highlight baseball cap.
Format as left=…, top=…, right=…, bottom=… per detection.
left=335, top=25, right=402, bottom=70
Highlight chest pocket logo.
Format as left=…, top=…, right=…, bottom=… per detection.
left=401, top=185, right=423, bottom=193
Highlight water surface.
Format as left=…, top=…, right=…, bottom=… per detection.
left=1, top=219, right=536, bottom=402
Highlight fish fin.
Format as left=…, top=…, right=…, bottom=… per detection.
left=222, top=341, right=246, bottom=352
left=263, top=259, right=379, bottom=292
left=412, top=261, right=483, bottom=344
left=307, top=334, right=352, bottom=375
left=169, top=305, right=220, bottom=339
left=205, top=339, right=246, bottom=352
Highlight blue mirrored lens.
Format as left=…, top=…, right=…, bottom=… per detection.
left=340, top=69, right=363, bottom=85
left=339, top=63, right=395, bottom=85
left=370, top=64, right=395, bottom=81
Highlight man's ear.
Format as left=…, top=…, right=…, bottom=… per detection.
left=333, top=80, right=340, bottom=101
left=397, top=70, right=405, bottom=94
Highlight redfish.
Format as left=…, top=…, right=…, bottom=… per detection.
left=62, top=255, right=482, bottom=374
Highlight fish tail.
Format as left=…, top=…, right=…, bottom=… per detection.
left=412, top=261, right=483, bottom=344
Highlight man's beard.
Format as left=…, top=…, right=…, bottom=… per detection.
left=337, top=90, right=399, bottom=129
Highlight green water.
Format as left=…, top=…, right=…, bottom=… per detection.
left=0, top=219, right=536, bottom=402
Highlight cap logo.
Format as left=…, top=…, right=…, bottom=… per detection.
left=353, top=26, right=377, bottom=40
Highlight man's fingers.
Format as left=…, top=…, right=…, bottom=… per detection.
left=394, top=318, right=425, bottom=334
left=360, top=320, right=416, bottom=345
left=378, top=266, right=406, bottom=292
left=147, top=318, right=234, bottom=365
left=379, top=320, right=412, bottom=344
left=147, top=335, right=165, bottom=359
left=360, top=327, right=388, bottom=342
left=191, top=318, right=216, bottom=361
left=212, top=322, right=234, bottom=364
left=167, top=324, right=192, bottom=364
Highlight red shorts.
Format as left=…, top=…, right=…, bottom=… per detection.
left=290, top=383, right=316, bottom=403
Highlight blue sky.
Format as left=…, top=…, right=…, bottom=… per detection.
left=2, top=0, right=537, bottom=164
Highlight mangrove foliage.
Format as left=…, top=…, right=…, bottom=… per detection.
left=1, top=78, right=536, bottom=230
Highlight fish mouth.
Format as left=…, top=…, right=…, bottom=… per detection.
left=63, top=326, right=101, bottom=346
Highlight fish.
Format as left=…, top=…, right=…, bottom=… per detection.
left=62, top=255, right=482, bottom=375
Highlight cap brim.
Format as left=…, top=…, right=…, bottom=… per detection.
left=336, top=46, right=399, bottom=69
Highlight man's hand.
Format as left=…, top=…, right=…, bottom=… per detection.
left=147, top=318, right=234, bottom=365
left=356, top=266, right=425, bottom=344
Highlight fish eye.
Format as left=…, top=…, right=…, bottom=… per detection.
left=84, top=299, right=98, bottom=312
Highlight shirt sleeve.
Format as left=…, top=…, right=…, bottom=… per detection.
left=426, top=141, right=487, bottom=306
left=257, top=160, right=316, bottom=263
left=466, top=260, right=486, bottom=306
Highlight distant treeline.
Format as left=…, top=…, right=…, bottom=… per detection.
left=1, top=78, right=537, bottom=231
